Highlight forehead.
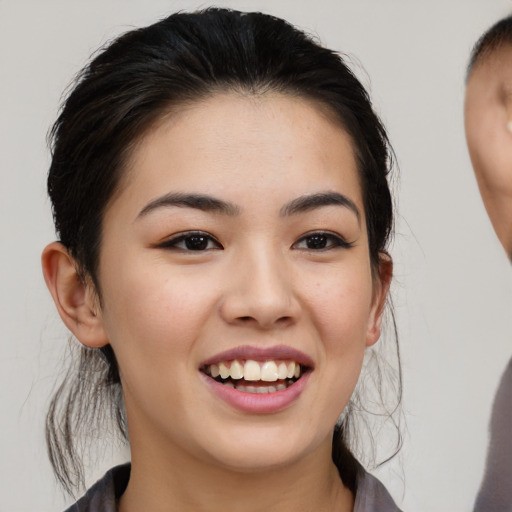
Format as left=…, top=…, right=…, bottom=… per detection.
left=467, top=44, right=512, bottom=100
left=117, top=92, right=363, bottom=212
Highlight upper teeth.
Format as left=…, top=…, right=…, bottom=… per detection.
left=206, top=360, right=301, bottom=382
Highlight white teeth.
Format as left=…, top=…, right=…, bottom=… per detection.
left=219, top=362, right=230, bottom=379
left=244, top=360, right=261, bottom=381
left=206, top=359, right=304, bottom=382
left=230, top=360, right=243, bottom=380
left=210, top=364, right=220, bottom=378
left=261, top=361, right=279, bottom=382
left=230, top=381, right=294, bottom=393
left=277, top=362, right=288, bottom=380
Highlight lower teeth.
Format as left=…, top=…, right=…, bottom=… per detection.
left=222, top=380, right=294, bottom=393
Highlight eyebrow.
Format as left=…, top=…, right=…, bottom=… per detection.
left=137, top=192, right=241, bottom=219
left=280, top=192, right=360, bottom=223
left=136, top=191, right=360, bottom=223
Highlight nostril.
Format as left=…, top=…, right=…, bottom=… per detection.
left=235, top=315, right=294, bottom=328
left=236, top=315, right=292, bottom=326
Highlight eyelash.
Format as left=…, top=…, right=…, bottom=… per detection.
left=292, top=231, right=354, bottom=251
left=157, top=230, right=353, bottom=252
left=157, top=231, right=223, bottom=251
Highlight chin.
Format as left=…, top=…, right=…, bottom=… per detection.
left=212, top=448, right=304, bottom=474
left=200, top=424, right=327, bottom=474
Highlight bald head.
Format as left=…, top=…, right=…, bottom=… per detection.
left=465, top=16, right=512, bottom=259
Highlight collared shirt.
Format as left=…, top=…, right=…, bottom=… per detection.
left=64, top=463, right=403, bottom=512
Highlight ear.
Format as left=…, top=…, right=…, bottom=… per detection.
left=366, top=252, right=393, bottom=347
left=41, top=242, right=109, bottom=348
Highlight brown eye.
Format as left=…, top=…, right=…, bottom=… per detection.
left=305, top=234, right=328, bottom=249
left=184, top=235, right=209, bottom=250
left=293, top=231, right=353, bottom=251
left=159, top=232, right=223, bottom=251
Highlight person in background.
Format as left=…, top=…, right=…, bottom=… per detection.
left=465, top=16, right=512, bottom=260
left=465, top=14, right=512, bottom=512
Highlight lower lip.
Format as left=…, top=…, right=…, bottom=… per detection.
left=201, top=372, right=311, bottom=414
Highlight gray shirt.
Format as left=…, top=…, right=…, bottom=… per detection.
left=64, top=463, right=402, bottom=512
left=473, top=357, right=512, bottom=512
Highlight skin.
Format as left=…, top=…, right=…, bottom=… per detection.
left=42, top=93, right=391, bottom=512
left=465, top=41, right=512, bottom=511
left=465, top=43, right=512, bottom=258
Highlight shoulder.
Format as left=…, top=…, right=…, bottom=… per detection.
left=354, top=469, right=403, bottom=512
left=62, top=464, right=131, bottom=512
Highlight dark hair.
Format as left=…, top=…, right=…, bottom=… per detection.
left=46, top=8, right=400, bottom=496
left=467, top=14, right=512, bottom=77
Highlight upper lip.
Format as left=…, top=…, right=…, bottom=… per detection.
left=200, top=345, right=314, bottom=368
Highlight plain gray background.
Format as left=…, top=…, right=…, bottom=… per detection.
left=1, top=1, right=512, bottom=510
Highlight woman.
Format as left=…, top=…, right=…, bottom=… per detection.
left=42, top=8, right=402, bottom=511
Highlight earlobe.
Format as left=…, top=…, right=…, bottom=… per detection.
left=366, top=253, right=393, bottom=347
left=41, top=242, right=109, bottom=348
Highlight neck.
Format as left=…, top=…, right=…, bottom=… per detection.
left=119, top=434, right=354, bottom=512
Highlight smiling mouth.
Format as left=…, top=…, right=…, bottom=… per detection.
left=202, top=359, right=307, bottom=394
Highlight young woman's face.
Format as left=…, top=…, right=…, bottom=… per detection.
left=95, top=93, right=389, bottom=471
left=465, top=44, right=512, bottom=257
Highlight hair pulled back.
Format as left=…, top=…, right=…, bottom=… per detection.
left=46, top=8, right=399, bottom=495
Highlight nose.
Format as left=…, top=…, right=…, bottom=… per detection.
left=219, top=244, right=301, bottom=329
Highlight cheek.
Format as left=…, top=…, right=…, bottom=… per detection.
left=467, top=109, right=512, bottom=193
left=99, top=262, right=218, bottom=366
left=304, top=266, right=374, bottom=351
left=304, top=273, right=372, bottom=423
left=98, top=265, right=221, bottom=425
